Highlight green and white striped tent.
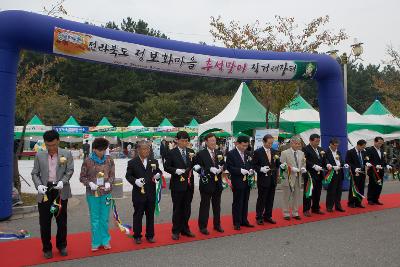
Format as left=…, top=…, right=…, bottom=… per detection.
left=362, top=99, right=400, bottom=133
left=14, top=115, right=51, bottom=140
left=127, top=117, right=144, bottom=130
left=198, top=82, right=268, bottom=136
left=59, top=116, right=84, bottom=142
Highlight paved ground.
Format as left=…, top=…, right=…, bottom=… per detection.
left=2, top=179, right=400, bottom=266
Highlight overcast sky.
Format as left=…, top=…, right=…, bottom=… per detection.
left=1, top=0, right=398, bottom=65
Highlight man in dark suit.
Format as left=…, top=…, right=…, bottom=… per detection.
left=164, top=131, right=196, bottom=240
left=345, top=139, right=368, bottom=208
left=325, top=138, right=348, bottom=212
left=302, top=134, right=326, bottom=216
left=226, top=135, right=254, bottom=230
left=252, top=134, right=280, bottom=225
left=194, top=133, right=225, bottom=235
left=126, top=141, right=163, bottom=244
left=366, top=137, right=392, bottom=205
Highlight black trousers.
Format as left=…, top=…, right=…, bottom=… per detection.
left=326, top=173, right=343, bottom=209
left=255, top=184, right=276, bottom=220
left=171, top=189, right=193, bottom=235
left=132, top=198, right=156, bottom=239
left=367, top=171, right=383, bottom=203
left=303, top=175, right=323, bottom=212
left=38, top=184, right=68, bottom=252
left=232, top=187, right=250, bottom=226
left=198, top=190, right=222, bottom=229
left=348, top=174, right=366, bottom=205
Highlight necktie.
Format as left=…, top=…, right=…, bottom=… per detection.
left=294, top=151, right=299, bottom=167
left=315, top=148, right=320, bottom=160
left=358, top=151, right=363, bottom=166
left=266, top=149, right=271, bottom=162
left=211, top=150, right=216, bottom=165
left=181, top=149, right=187, bottom=165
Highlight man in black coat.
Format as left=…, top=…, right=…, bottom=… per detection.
left=194, top=133, right=225, bottom=235
left=366, top=136, right=392, bottom=205
left=226, top=135, right=254, bottom=230
left=324, top=138, right=348, bottom=212
left=126, top=141, right=163, bottom=244
left=345, top=139, right=368, bottom=208
left=252, top=134, right=280, bottom=225
left=302, top=134, right=326, bottom=216
left=164, top=131, right=196, bottom=240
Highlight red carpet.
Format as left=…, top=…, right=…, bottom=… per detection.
left=1, top=193, right=400, bottom=267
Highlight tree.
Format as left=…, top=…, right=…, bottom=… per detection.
left=210, top=15, right=348, bottom=127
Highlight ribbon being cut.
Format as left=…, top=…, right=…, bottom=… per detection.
left=348, top=170, right=366, bottom=202
left=370, top=165, right=383, bottom=186
left=304, top=172, right=314, bottom=198
left=322, top=168, right=334, bottom=186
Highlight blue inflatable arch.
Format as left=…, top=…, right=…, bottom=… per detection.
left=0, top=10, right=346, bottom=219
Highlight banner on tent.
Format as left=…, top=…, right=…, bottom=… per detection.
left=14, top=126, right=51, bottom=132
left=254, top=128, right=279, bottom=150
left=53, top=126, right=88, bottom=134
left=53, top=28, right=317, bottom=80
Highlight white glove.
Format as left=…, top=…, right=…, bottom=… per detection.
left=216, top=168, right=222, bottom=174
left=300, top=167, right=307, bottom=174
left=104, top=182, right=111, bottom=191
left=366, top=162, right=372, bottom=168
left=154, top=173, right=161, bottom=181
left=386, top=165, right=392, bottom=170
left=37, top=185, right=47, bottom=194
left=344, top=164, right=349, bottom=169
left=291, top=167, right=299, bottom=173
left=135, top=178, right=145, bottom=187
left=326, top=164, right=333, bottom=170
left=210, top=167, right=219, bottom=174
left=89, top=182, right=98, bottom=191
left=193, top=164, right=201, bottom=172
left=249, top=169, right=255, bottom=175
left=260, top=166, right=269, bottom=174
left=54, top=181, right=63, bottom=190
left=175, top=169, right=185, bottom=175
left=241, top=168, right=249, bottom=175
left=313, top=165, right=323, bottom=172
left=376, top=165, right=383, bottom=170
left=333, top=166, right=340, bottom=171
left=355, top=168, right=361, bottom=173
left=280, top=163, right=287, bottom=169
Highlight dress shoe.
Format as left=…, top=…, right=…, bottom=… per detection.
left=172, top=233, right=179, bottom=240
left=348, top=203, right=356, bottom=208
left=214, top=226, right=224, bottom=233
left=234, top=225, right=241, bottom=230
left=91, top=247, right=99, bottom=252
left=264, top=218, right=276, bottom=224
left=200, top=228, right=210, bottom=235
left=43, top=251, right=53, bottom=259
left=368, top=201, right=376, bottom=205
left=283, top=216, right=290, bottom=220
left=375, top=201, right=384, bottom=205
left=241, top=222, right=255, bottom=228
left=134, top=238, right=142, bottom=244
left=257, top=219, right=264, bottom=225
left=181, top=231, right=195, bottom=237
left=146, top=237, right=156, bottom=243
left=312, top=210, right=325, bottom=215
left=59, top=248, right=68, bottom=256
left=303, top=211, right=311, bottom=217
left=327, top=208, right=334, bottom=212
left=356, top=203, right=365, bottom=208
left=293, top=215, right=301, bottom=220
left=336, top=207, right=346, bottom=212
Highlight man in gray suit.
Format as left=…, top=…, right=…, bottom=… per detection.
left=280, top=137, right=306, bottom=220
left=31, top=130, right=74, bottom=259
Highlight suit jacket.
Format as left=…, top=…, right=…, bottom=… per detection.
left=195, top=148, right=225, bottom=193
left=325, top=148, right=344, bottom=179
left=366, top=146, right=387, bottom=179
left=303, top=144, right=326, bottom=179
left=252, top=147, right=280, bottom=187
left=280, top=148, right=306, bottom=187
left=226, top=148, right=252, bottom=190
left=31, top=148, right=74, bottom=202
left=164, top=147, right=195, bottom=192
left=345, top=148, right=369, bottom=176
left=126, top=156, right=162, bottom=203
